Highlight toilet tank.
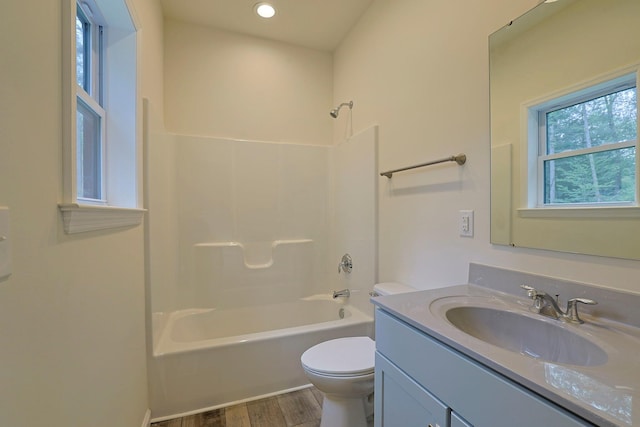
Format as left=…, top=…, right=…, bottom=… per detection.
left=370, top=282, right=417, bottom=341
left=372, top=282, right=417, bottom=297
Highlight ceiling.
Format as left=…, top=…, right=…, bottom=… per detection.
left=159, top=0, right=374, bottom=52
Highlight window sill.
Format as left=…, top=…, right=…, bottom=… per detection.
left=517, top=206, right=640, bottom=219
left=58, top=203, right=146, bottom=234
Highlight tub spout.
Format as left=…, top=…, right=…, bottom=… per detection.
left=332, top=289, right=350, bottom=298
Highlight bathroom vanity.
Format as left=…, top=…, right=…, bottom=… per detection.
left=372, top=264, right=640, bottom=427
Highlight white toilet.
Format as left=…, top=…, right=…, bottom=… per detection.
left=300, top=282, right=416, bottom=427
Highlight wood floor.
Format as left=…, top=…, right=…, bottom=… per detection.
left=152, top=387, right=323, bottom=427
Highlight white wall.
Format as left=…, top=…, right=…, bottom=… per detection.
left=0, top=0, right=164, bottom=426
left=334, top=0, right=640, bottom=292
left=164, top=18, right=333, bottom=145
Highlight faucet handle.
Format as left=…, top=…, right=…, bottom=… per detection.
left=520, top=284, right=546, bottom=311
left=566, top=298, right=597, bottom=324
left=520, top=284, right=539, bottom=298
left=568, top=297, right=597, bottom=305
left=338, top=253, right=353, bottom=274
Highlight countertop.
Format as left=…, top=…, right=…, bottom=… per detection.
left=372, top=284, right=640, bottom=427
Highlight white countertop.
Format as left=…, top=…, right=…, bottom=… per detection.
left=372, top=284, right=640, bottom=427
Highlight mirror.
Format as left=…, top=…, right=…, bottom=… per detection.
left=490, top=0, right=640, bottom=260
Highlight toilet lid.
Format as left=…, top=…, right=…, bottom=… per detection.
left=301, top=336, right=375, bottom=376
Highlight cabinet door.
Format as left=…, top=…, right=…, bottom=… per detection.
left=375, top=352, right=449, bottom=427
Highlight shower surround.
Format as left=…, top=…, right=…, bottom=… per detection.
left=147, top=126, right=378, bottom=419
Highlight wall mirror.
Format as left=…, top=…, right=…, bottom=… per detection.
left=490, top=0, right=640, bottom=260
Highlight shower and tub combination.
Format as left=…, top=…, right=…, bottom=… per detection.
left=146, top=121, right=378, bottom=420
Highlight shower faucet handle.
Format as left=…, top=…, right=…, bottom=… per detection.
left=338, top=253, right=353, bottom=274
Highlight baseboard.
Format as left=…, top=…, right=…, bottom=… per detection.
left=150, top=384, right=313, bottom=423
left=141, top=409, right=151, bottom=427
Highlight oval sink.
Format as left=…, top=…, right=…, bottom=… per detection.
left=445, top=306, right=607, bottom=366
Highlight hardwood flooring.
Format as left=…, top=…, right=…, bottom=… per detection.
left=152, top=387, right=324, bottom=427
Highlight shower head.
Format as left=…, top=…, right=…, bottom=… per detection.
left=330, top=101, right=353, bottom=118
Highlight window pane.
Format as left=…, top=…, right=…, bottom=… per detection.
left=546, top=87, right=637, bottom=155
left=76, top=13, right=88, bottom=89
left=77, top=100, right=102, bottom=200
left=544, top=147, right=636, bottom=204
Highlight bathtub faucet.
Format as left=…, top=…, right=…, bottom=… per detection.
left=332, top=289, right=351, bottom=299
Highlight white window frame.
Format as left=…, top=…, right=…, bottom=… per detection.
left=76, top=90, right=106, bottom=204
left=76, top=2, right=103, bottom=101
left=76, top=1, right=106, bottom=204
left=537, top=76, right=637, bottom=207
left=60, top=0, right=145, bottom=233
left=518, top=66, right=640, bottom=219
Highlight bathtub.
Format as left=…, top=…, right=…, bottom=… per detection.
left=149, top=296, right=373, bottom=420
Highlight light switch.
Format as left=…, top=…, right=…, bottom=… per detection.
left=0, top=207, right=11, bottom=279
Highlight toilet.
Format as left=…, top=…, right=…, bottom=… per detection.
left=300, top=282, right=416, bottom=427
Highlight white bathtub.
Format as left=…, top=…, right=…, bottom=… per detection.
left=149, top=296, right=373, bottom=420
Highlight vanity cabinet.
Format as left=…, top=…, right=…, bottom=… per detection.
left=374, top=309, right=593, bottom=427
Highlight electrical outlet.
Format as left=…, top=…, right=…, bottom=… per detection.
left=0, top=207, right=11, bottom=279
left=459, top=210, right=474, bottom=237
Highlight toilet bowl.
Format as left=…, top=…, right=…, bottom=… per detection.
left=301, top=336, right=375, bottom=427
left=301, top=283, right=416, bottom=427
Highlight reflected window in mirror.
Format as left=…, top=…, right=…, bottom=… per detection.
left=489, top=0, right=640, bottom=259
left=529, top=74, right=637, bottom=208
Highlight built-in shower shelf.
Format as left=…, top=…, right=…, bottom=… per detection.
left=195, top=239, right=313, bottom=269
left=195, top=239, right=313, bottom=247
left=193, top=238, right=315, bottom=308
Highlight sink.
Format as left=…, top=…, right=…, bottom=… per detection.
left=445, top=306, right=608, bottom=366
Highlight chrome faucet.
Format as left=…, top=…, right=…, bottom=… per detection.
left=333, top=289, right=350, bottom=299
left=521, top=284, right=597, bottom=324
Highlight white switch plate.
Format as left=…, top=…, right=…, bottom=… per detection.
left=459, top=210, right=474, bottom=237
left=0, top=207, right=11, bottom=279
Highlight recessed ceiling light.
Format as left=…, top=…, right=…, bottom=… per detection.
left=255, top=3, right=276, bottom=19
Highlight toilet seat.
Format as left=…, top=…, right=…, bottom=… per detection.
left=301, top=336, right=375, bottom=377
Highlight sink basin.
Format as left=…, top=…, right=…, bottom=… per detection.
left=445, top=306, right=608, bottom=366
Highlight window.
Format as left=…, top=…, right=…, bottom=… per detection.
left=61, top=0, right=145, bottom=233
left=76, top=7, right=90, bottom=90
left=529, top=73, right=638, bottom=209
left=75, top=3, right=105, bottom=202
